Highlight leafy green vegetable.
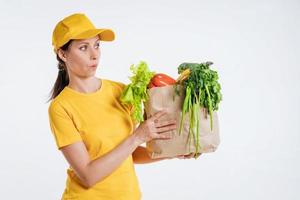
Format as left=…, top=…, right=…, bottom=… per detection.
left=120, top=61, right=155, bottom=123
left=176, top=62, right=222, bottom=156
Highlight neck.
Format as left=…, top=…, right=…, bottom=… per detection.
left=68, top=76, right=101, bottom=94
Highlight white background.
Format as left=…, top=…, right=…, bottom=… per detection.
left=0, top=0, right=299, bottom=199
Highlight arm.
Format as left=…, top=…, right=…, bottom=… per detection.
left=132, top=146, right=169, bottom=164
left=60, top=110, right=176, bottom=189
left=61, top=134, right=139, bottom=189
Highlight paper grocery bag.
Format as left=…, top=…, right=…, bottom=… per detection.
left=144, top=85, right=220, bottom=159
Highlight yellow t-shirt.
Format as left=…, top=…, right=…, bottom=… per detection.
left=48, top=78, right=142, bottom=200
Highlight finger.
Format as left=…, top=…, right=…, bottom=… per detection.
left=155, top=119, right=176, bottom=128
left=156, top=124, right=177, bottom=133
left=184, top=153, right=195, bottom=159
left=151, top=110, right=167, bottom=121
left=177, top=155, right=185, bottom=159
left=152, top=137, right=172, bottom=140
left=153, top=132, right=173, bottom=140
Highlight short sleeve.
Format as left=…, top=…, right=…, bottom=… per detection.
left=48, top=101, right=82, bottom=149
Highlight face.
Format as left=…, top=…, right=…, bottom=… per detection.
left=58, top=35, right=101, bottom=79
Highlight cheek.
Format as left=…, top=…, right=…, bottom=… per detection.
left=68, top=53, right=88, bottom=70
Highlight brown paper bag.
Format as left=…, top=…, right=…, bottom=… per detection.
left=144, top=85, right=220, bottom=159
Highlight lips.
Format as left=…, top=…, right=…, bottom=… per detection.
left=89, top=64, right=97, bottom=68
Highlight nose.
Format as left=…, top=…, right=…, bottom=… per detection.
left=90, top=47, right=99, bottom=60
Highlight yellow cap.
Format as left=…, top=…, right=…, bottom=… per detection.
left=52, top=13, right=115, bottom=52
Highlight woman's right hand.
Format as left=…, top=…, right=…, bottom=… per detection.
left=133, top=110, right=177, bottom=146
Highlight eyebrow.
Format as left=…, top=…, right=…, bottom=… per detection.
left=78, top=39, right=100, bottom=45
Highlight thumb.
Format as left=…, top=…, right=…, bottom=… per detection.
left=150, top=109, right=167, bottom=121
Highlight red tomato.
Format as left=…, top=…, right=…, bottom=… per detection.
left=147, top=82, right=155, bottom=89
left=151, top=73, right=176, bottom=87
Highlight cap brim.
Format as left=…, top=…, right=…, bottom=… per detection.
left=72, top=29, right=115, bottom=41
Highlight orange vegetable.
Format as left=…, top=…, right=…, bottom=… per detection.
left=147, top=82, right=155, bottom=89
left=148, top=73, right=176, bottom=88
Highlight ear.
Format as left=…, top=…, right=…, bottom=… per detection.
left=57, top=49, right=67, bottom=63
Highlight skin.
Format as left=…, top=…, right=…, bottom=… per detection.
left=57, top=35, right=198, bottom=189
left=58, top=35, right=102, bottom=93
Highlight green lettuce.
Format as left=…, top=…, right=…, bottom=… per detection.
left=120, top=61, right=155, bottom=123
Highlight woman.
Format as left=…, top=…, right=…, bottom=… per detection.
left=48, top=13, right=194, bottom=200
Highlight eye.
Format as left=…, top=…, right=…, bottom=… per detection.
left=79, top=45, right=87, bottom=51
left=95, top=42, right=100, bottom=49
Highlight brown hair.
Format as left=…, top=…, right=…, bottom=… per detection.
left=47, top=40, right=73, bottom=102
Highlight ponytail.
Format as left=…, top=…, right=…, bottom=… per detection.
left=47, top=40, right=73, bottom=102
